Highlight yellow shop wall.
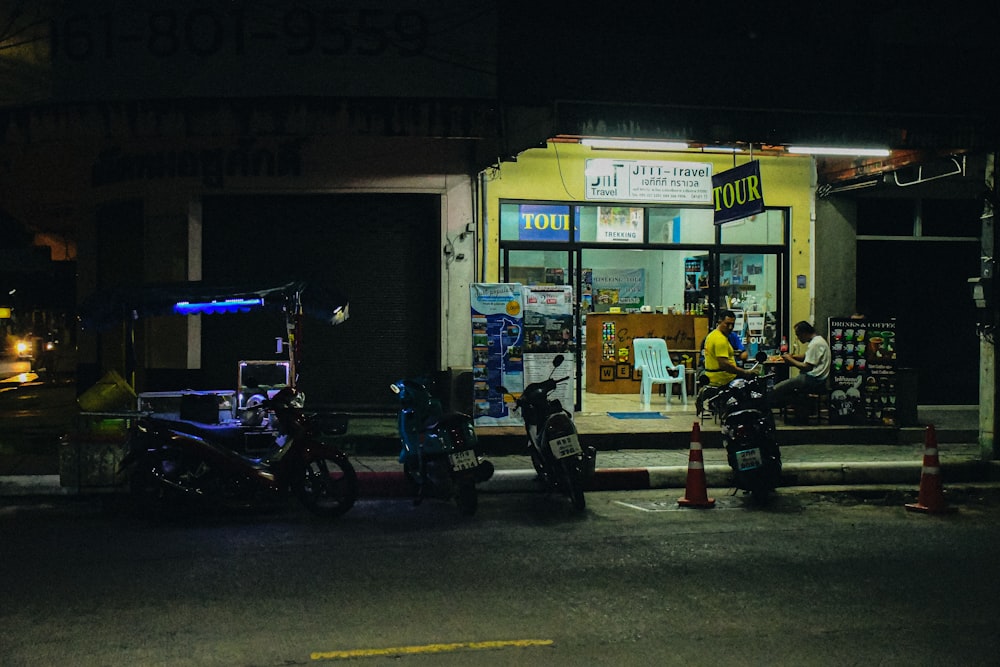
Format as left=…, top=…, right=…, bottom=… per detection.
left=483, top=142, right=816, bottom=329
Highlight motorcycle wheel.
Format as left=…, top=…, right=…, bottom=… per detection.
left=455, top=482, right=478, bottom=516
left=561, top=459, right=586, bottom=512
left=127, top=450, right=200, bottom=520
left=295, top=455, right=358, bottom=518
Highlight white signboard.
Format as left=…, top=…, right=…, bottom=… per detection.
left=585, top=159, right=713, bottom=203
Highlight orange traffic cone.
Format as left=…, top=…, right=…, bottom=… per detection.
left=905, top=424, right=954, bottom=514
left=678, top=421, right=716, bottom=508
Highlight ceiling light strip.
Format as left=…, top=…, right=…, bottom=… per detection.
left=581, top=139, right=689, bottom=151
left=787, top=146, right=891, bottom=157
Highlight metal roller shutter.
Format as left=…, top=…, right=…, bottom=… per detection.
left=201, top=194, right=439, bottom=411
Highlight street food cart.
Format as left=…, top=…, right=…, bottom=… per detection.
left=62, top=280, right=349, bottom=490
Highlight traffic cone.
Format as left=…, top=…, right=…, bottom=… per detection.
left=905, top=424, right=954, bottom=514
left=678, top=421, right=716, bottom=508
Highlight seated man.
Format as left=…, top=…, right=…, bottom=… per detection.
left=697, top=309, right=757, bottom=415
left=698, top=328, right=748, bottom=379
left=768, top=320, right=831, bottom=409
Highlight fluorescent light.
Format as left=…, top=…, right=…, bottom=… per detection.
left=582, top=139, right=689, bottom=151
left=786, top=146, right=891, bottom=157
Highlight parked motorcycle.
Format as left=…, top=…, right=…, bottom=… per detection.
left=119, top=387, right=358, bottom=518
left=390, top=377, right=494, bottom=515
left=500, top=355, right=596, bottom=511
left=701, top=353, right=782, bottom=500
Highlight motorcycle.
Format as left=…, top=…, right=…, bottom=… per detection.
left=119, top=386, right=359, bottom=519
left=701, top=353, right=782, bottom=501
left=390, top=377, right=494, bottom=515
left=500, top=355, right=596, bottom=511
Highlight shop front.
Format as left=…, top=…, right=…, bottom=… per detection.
left=483, top=143, right=814, bottom=410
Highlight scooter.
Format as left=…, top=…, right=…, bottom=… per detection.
left=118, top=386, right=358, bottom=518
left=702, top=353, right=782, bottom=501
left=500, top=355, right=596, bottom=511
left=390, top=377, right=494, bottom=515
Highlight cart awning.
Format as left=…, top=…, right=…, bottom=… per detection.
left=79, top=280, right=349, bottom=331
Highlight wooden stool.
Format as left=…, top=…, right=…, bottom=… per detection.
left=782, top=391, right=829, bottom=425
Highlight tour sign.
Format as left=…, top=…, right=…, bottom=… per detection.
left=585, top=159, right=713, bottom=203
left=712, top=160, right=765, bottom=225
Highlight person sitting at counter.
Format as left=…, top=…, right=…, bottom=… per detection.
left=699, top=328, right=748, bottom=371
left=697, top=310, right=758, bottom=417
left=767, top=320, right=831, bottom=407
left=703, top=310, right=757, bottom=386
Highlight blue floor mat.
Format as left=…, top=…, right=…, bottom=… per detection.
left=607, top=412, right=669, bottom=419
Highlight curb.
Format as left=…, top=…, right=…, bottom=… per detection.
left=7, top=461, right=1000, bottom=498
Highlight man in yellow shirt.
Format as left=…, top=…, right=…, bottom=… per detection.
left=703, top=309, right=757, bottom=386
left=698, top=309, right=758, bottom=417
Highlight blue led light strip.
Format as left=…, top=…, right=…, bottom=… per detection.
left=173, top=298, right=264, bottom=315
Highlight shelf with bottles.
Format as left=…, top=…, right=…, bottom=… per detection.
left=720, top=282, right=756, bottom=292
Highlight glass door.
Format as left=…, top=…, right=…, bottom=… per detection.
left=718, top=251, right=782, bottom=355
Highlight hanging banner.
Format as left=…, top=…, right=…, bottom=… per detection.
left=713, top=160, right=765, bottom=225
left=828, top=316, right=897, bottom=426
left=522, top=285, right=576, bottom=416
left=471, top=284, right=524, bottom=425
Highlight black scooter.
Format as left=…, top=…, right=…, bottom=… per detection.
left=119, top=387, right=358, bottom=519
left=499, top=355, right=596, bottom=511
left=701, top=354, right=782, bottom=501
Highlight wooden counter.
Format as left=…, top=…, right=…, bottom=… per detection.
left=585, top=313, right=709, bottom=394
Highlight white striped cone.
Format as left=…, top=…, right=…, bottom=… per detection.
left=905, top=424, right=952, bottom=514
left=678, top=421, right=715, bottom=508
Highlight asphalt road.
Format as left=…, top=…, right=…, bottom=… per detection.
left=2, top=487, right=1000, bottom=666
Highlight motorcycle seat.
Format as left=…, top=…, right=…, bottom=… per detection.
left=155, top=418, right=248, bottom=446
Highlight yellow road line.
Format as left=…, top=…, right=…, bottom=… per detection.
left=311, top=638, right=554, bottom=661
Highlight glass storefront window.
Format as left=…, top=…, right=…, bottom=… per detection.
left=647, top=207, right=715, bottom=244
left=581, top=248, right=695, bottom=314
left=502, top=249, right=571, bottom=286
left=719, top=209, right=785, bottom=245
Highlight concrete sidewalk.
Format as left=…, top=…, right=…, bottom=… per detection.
left=2, top=392, right=995, bottom=497
left=5, top=441, right=997, bottom=498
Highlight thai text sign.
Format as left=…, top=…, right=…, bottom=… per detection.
left=585, top=159, right=713, bottom=203
left=712, top=160, right=765, bottom=225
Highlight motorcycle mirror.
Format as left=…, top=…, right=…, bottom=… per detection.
left=755, top=350, right=768, bottom=363
left=552, top=354, right=565, bottom=368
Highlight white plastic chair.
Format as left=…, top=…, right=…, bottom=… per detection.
left=633, top=338, right=688, bottom=407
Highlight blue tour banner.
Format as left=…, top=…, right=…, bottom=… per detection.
left=712, top=160, right=765, bottom=225
left=518, top=204, right=572, bottom=241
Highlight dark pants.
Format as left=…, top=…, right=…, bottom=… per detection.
left=767, top=373, right=827, bottom=407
